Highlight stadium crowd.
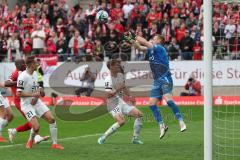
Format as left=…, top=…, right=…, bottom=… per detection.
left=0, top=0, right=239, bottom=62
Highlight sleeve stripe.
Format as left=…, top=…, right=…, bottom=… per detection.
left=17, top=87, right=24, bottom=89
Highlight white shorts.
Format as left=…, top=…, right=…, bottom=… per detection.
left=21, top=99, right=49, bottom=120
left=0, top=95, right=10, bottom=109
left=110, top=99, right=135, bottom=117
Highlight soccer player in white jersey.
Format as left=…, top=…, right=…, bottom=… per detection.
left=0, top=83, right=14, bottom=142
left=17, top=56, right=64, bottom=150
left=98, top=59, right=143, bottom=144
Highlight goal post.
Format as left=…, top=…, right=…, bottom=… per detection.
left=203, top=0, right=213, bottom=160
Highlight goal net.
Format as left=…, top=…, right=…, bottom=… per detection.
left=212, top=0, right=240, bottom=159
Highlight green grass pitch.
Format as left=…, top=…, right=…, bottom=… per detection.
left=0, top=106, right=204, bottom=160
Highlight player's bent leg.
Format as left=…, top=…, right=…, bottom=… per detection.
left=8, top=103, right=33, bottom=143
left=149, top=98, right=164, bottom=125
left=163, top=93, right=187, bottom=132
left=41, top=111, right=64, bottom=150
left=5, top=106, right=14, bottom=122
left=128, top=108, right=144, bottom=144
left=149, top=98, right=168, bottom=139
left=0, top=106, right=9, bottom=142
left=98, top=114, right=124, bottom=145
left=26, top=117, right=40, bottom=149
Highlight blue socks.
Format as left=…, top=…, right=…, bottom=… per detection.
left=167, top=100, right=183, bottom=121
left=150, top=105, right=163, bottom=125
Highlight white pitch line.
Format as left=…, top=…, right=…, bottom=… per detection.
left=0, top=130, right=193, bottom=149
left=0, top=133, right=102, bottom=149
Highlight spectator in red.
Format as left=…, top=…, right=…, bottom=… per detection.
left=170, top=3, right=180, bottom=18
left=46, top=35, right=57, bottom=54
left=180, top=75, right=202, bottom=96
left=192, top=39, right=203, bottom=60
left=83, top=36, right=94, bottom=56
left=22, top=32, right=32, bottom=57
left=146, top=8, right=158, bottom=28
left=110, top=2, right=124, bottom=22
left=22, top=13, right=35, bottom=33
left=139, top=0, right=149, bottom=14
left=175, top=22, right=186, bottom=42
left=114, top=19, right=125, bottom=34
left=39, top=13, right=50, bottom=26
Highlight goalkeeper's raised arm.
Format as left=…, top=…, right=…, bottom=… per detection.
left=124, top=31, right=151, bottom=51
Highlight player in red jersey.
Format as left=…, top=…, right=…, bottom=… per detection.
left=4, top=59, right=48, bottom=146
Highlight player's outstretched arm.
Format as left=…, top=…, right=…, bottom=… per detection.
left=133, top=41, right=148, bottom=52
left=135, top=36, right=153, bottom=48
left=124, top=31, right=153, bottom=49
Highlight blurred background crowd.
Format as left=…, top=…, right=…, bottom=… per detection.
left=0, top=0, right=239, bottom=62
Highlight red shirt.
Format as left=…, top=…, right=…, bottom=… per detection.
left=185, top=81, right=202, bottom=96
left=146, top=13, right=158, bottom=27
left=175, top=28, right=186, bottom=42
left=8, top=69, right=21, bottom=102
left=110, top=8, right=123, bottom=21
left=193, top=43, right=202, bottom=60
left=114, top=23, right=124, bottom=34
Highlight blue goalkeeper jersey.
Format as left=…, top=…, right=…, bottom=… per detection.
left=147, top=44, right=171, bottom=80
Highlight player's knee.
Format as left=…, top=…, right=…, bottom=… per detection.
left=7, top=114, right=14, bottom=122
left=118, top=119, right=125, bottom=126
left=137, top=111, right=143, bottom=118
left=48, top=117, right=55, bottom=124
left=149, top=100, right=157, bottom=106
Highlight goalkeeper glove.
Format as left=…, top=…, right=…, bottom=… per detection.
left=123, top=31, right=136, bottom=42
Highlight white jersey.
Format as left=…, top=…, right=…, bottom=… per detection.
left=17, top=70, right=39, bottom=107
left=0, top=94, right=10, bottom=109
left=105, top=73, right=124, bottom=111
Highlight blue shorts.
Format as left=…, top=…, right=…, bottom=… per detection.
left=150, top=76, right=173, bottom=99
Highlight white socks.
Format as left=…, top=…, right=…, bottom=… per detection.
left=133, top=118, right=142, bottom=139
left=29, top=128, right=35, bottom=140
left=49, top=122, right=58, bottom=144
left=0, top=118, right=8, bottom=136
left=103, top=122, right=121, bottom=139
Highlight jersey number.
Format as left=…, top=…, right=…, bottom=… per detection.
left=113, top=107, right=120, bottom=114
left=18, top=80, right=24, bottom=86
left=105, top=82, right=109, bottom=88
left=26, top=111, right=34, bottom=119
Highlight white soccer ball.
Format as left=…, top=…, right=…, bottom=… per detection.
left=96, top=10, right=109, bottom=24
